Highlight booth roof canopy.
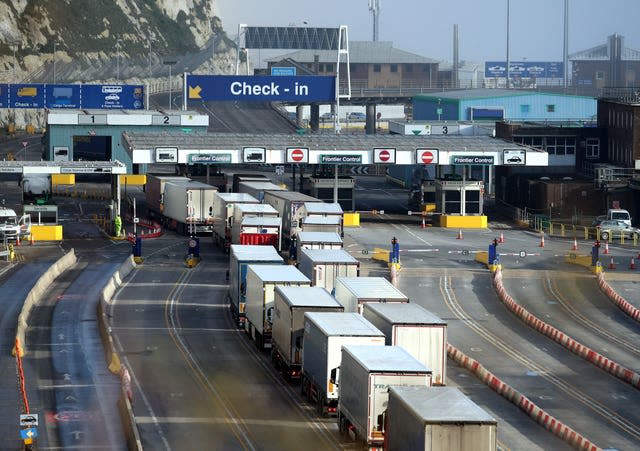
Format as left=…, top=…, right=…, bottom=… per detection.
left=122, top=132, right=539, bottom=153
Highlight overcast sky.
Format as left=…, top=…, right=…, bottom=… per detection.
left=216, top=0, right=640, bottom=64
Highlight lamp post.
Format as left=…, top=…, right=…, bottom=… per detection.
left=163, top=59, right=177, bottom=109
left=115, top=39, right=122, bottom=81
left=11, top=41, right=19, bottom=82
left=147, top=38, right=152, bottom=79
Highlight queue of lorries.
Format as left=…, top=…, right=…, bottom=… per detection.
left=143, top=171, right=497, bottom=450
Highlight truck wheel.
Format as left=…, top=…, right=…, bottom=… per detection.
left=256, top=332, right=263, bottom=350
left=318, top=395, right=326, bottom=418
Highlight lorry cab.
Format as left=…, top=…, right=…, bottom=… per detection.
left=0, top=207, right=31, bottom=242
left=608, top=209, right=632, bottom=227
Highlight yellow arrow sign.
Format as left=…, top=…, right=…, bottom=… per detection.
left=188, top=85, right=202, bottom=99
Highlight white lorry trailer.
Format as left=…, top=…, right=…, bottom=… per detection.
left=386, top=386, right=497, bottom=451
left=245, top=264, right=310, bottom=350
left=299, top=202, right=344, bottom=236
left=263, top=190, right=321, bottom=247
left=299, top=215, right=342, bottom=235
left=338, top=345, right=432, bottom=449
left=230, top=203, right=280, bottom=248
left=362, top=302, right=447, bottom=385
left=212, top=192, right=259, bottom=249
left=333, top=277, right=409, bottom=313
left=301, top=312, right=385, bottom=416
left=238, top=181, right=285, bottom=201
left=271, top=286, right=343, bottom=380
left=291, top=231, right=343, bottom=261
left=228, top=245, right=284, bottom=327
left=146, top=175, right=217, bottom=235
left=297, top=248, right=360, bottom=294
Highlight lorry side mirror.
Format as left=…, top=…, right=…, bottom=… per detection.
left=330, top=367, right=339, bottom=386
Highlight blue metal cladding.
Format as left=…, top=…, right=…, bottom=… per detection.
left=414, top=92, right=596, bottom=121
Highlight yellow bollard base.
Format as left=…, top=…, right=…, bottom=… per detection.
left=185, top=256, right=201, bottom=268
left=591, top=265, right=603, bottom=274
left=133, top=257, right=144, bottom=264
left=387, top=262, right=402, bottom=271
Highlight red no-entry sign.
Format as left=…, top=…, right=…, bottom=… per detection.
left=417, top=148, right=438, bottom=165
left=287, top=147, right=308, bottom=163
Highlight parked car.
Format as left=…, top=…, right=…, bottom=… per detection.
left=320, top=112, right=335, bottom=120
left=347, top=112, right=366, bottom=121
left=593, top=219, right=640, bottom=240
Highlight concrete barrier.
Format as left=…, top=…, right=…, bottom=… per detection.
left=96, top=255, right=142, bottom=451
left=596, top=273, right=640, bottom=323
left=493, top=268, right=640, bottom=389
left=13, top=249, right=77, bottom=356
left=447, top=344, right=599, bottom=451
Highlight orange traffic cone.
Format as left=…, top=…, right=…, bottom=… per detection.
left=630, top=257, right=636, bottom=270
left=539, top=233, right=545, bottom=247
left=498, top=231, right=505, bottom=243
left=15, top=235, right=20, bottom=246
left=571, top=237, right=578, bottom=251
left=421, top=217, right=426, bottom=229
left=609, top=257, right=616, bottom=270
left=29, top=234, right=35, bottom=245
left=603, top=241, right=609, bottom=255
left=456, top=229, right=463, bottom=240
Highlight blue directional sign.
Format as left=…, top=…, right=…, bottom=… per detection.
left=46, top=84, right=81, bottom=109
left=10, top=84, right=45, bottom=108
left=20, top=427, right=38, bottom=440
left=0, top=84, right=7, bottom=108
left=186, top=75, right=335, bottom=103
left=484, top=61, right=564, bottom=79
left=81, top=84, right=145, bottom=109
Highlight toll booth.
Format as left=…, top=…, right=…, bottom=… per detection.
left=307, top=176, right=355, bottom=211
left=435, top=179, right=484, bottom=215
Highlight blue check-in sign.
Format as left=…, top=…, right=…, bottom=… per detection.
left=187, top=75, right=335, bottom=103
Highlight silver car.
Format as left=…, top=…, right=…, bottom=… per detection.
left=595, top=220, right=640, bottom=240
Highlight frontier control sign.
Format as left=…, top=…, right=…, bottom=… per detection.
left=319, top=154, right=362, bottom=164
left=451, top=155, right=494, bottom=165
left=186, top=75, right=335, bottom=103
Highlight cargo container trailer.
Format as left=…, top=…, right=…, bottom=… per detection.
left=363, top=303, right=447, bottom=386
left=263, top=190, right=321, bottom=247
left=245, top=265, right=310, bottom=350
left=299, top=215, right=342, bottom=235
left=333, top=277, right=409, bottom=313
left=297, top=248, right=360, bottom=294
left=228, top=245, right=284, bottom=327
left=238, top=181, right=285, bottom=201
left=231, top=173, right=269, bottom=193
left=385, top=386, right=497, bottom=451
left=147, top=176, right=217, bottom=235
left=338, top=345, right=432, bottom=449
left=145, top=174, right=191, bottom=217
left=299, top=202, right=344, bottom=236
left=291, top=231, right=343, bottom=261
left=301, top=312, right=385, bottom=416
left=212, top=192, right=259, bottom=249
left=271, top=286, right=343, bottom=380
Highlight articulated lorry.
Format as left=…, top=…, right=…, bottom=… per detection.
left=146, top=175, right=217, bottom=235
left=301, top=312, right=385, bottom=417
left=363, top=302, right=447, bottom=386
left=244, top=264, right=310, bottom=350
left=212, top=192, right=259, bottom=249
left=270, top=286, right=343, bottom=380
left=386, top=386, right=497, bottom=451
left=338, top=345, right=432, bottom=449
left=228, top=245, right=284, bottom=327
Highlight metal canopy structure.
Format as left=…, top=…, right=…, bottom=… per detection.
left=122, top=132, right=547, bottom=166
left=0, top=160, right=128, bottom=175
left=244, top=27, right=341, bottom=50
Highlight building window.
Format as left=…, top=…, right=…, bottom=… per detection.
left=373, top=64, right=381, bottom=73
left=404, top=64, right=413, bottom=73
left=546, top=104, right=556, bottom=113
left=520, top=104, right=530, bottom=113
left=595, top=71, right=605, bottom=80
left=325, top=63, right=333, bottom=72
left=423, top=64, right=430, bottom=72
left=390, top=64, right=398, bottom=73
